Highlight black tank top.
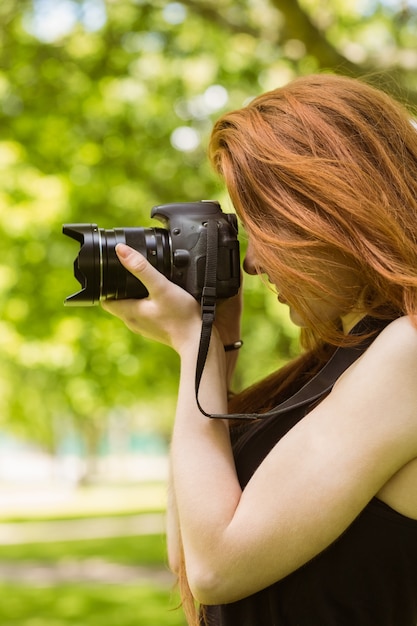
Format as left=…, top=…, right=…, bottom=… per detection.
left=203, top=321, right=417, bottom=626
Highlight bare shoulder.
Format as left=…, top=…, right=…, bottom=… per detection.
left=347, top=316, right=417, bottom=376
left=360, top=317, right=417, bottom=386
left=370, top=315, right=417, bottom=354
left=334, top=316, right=417, bottom=450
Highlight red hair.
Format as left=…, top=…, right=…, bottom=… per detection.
left=176, top=73, right=417, bottom=625
left=209, top=73, right=417, bottom=347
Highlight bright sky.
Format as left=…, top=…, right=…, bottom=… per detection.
left=23, top=0, right=191, bottom=42
left=23, top=0, right=107, bottom=42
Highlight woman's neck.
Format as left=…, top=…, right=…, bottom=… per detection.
left=342, top=310, right=367, bottom=335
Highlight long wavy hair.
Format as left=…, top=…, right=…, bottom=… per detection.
left=177, top=73, right=417, bottom=625
left=210, top=73, right=417, bottom=348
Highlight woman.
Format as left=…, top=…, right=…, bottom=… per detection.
left=103, top=74, right=417, bottom=625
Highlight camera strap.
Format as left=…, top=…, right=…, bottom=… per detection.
left=195, top=218, right=220, bottom=418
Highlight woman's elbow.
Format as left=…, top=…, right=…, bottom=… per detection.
left=166, top=550, right=227, bottom=604
left=187, top=562, right=236, bottom=606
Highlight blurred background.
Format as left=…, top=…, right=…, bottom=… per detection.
left=1, top=0, right=417, bottom=623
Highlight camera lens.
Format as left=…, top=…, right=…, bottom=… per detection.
left=62, top=224, right=171, bottom=306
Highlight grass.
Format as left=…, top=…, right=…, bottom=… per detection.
left=0, top=504, right=187, bottom=625
left=0, top=532, right=167, bottom=565
left=0, top=583, right=186, bottom=625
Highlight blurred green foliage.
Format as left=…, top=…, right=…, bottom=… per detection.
left=1, top=0, right=417, bottom=458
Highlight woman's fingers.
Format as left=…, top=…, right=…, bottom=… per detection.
left=115, top=243, right=167, bottom=296
left=101, top=243, right=202, bottom=350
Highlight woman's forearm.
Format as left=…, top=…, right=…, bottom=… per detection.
left=170, top=332, right=242, bottom=597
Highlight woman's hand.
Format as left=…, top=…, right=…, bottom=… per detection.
left=101, top=243, right=202, bottom=353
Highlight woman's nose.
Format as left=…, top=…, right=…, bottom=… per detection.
left=243, top=242, right=260, bottom=275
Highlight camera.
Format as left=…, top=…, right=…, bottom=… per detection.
left=63, top=200, right=240, bottom=306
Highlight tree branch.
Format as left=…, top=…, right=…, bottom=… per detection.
left=270, top=0, right=361, bottom=74
left=179, top=0, right=260, bottom=38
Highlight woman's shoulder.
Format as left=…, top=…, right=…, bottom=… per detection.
left=336, top=316, right=417, bottom=437
left=364, top=315, right=417, bottom=366
left=324, top=315, right=417, bottom=472
left=376, top=314, right=417, bottom=339
left=345, top=315, right=417, bottom=383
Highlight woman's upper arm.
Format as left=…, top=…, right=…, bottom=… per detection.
left=198, top=317, right=417, bottom=604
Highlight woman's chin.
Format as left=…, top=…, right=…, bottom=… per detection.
left=288, top=308, right=307, bottom=328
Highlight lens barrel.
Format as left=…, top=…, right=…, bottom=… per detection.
left=62, top=224, right=171, bottom=306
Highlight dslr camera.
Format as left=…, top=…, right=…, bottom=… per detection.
left=63, top=200, right=240, bottom=306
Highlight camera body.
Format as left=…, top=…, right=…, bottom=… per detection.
left=63, top=200, right=240, bottom=306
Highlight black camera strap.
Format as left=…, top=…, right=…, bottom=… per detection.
left=195, top=218, right=220, bottom=418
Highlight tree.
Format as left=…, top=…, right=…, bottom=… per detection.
left=1, top=0, right=416, bottom=457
